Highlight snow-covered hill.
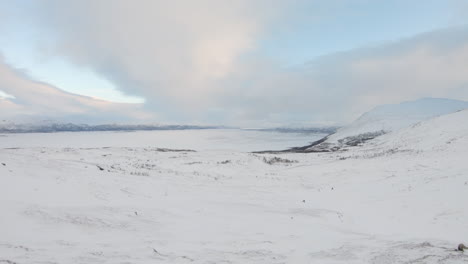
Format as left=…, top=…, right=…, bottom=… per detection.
left=300, top=98, right=468, bottom=152
left=333, top=108, right=468, bottom=160
left=371, top=108, right=468, bottom=153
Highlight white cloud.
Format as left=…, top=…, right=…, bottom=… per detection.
left=208, top=27, right=468, bottom=126
left=34, top=0, right=282, bottom=108
left=0, top=57, right=155, bottom=123
left=2, top=1, right=468, bottom=126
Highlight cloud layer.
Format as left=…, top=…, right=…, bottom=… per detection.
left=35, top=0, right=281, bottom=115
left=198, top=26, right=468, bottom=126
left=0, top=56, right=154, bottom=124
left=1, top=1, right=468, bottom=126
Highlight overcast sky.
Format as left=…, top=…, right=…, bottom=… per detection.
left=1, top=0, right=468, bottom=126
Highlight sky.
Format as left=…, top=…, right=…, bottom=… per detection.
left=1, top=0, right=468, bottom=126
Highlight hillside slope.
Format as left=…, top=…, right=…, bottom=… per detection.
left=370, top=108, right=468, bottom=153
left=300, top=98, right=468, bottom=152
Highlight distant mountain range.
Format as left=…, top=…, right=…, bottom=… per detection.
left=6, top=97, right=464, bottom=136
left=0, top=122, right=337, bottom=134
left=0, top=123, right=220, bottom=133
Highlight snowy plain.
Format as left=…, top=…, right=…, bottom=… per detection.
left=1, top=111, right=468, bottom=263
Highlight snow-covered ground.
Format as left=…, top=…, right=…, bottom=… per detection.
left=304, top=98, right=468, bottom=152
left=1, top=112, right=467, bottom=263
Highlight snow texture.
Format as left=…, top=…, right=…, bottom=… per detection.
left=1, top=109, right=468, bottom=263
left=304, top=98, right=468, bottom=152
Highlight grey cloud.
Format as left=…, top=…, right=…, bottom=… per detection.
left=35, top=0, right=281, bottom=101
left=5, top=1, right=468, bottom=126
left=201, top=26, right=468, bottom=126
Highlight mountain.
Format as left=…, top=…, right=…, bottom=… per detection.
left=0, top=122, right=219, bottom=133
left=294, top=98, right=468, bottom=152
left=369, top=108, right=468, bottom=153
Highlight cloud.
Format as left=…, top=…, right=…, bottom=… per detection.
left=0, top=56, right=155, bottom=123
left=320, top=26, right=468, bottom=118
left=3, top=1, right=468, bottom=126
left=199, top=26, right=468, bottom=126
left=34, top=0, right=282, bottom=108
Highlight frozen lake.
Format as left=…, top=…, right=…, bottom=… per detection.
left=0, top=129, right=326, bottom=152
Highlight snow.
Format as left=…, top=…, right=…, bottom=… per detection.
left=0, top=129, right=325, bottom=152
left=306, top=98, right=468, bottom=151
left=1, top=112, right=468, bottom=263
left=368, top=108, right=468, bottom=152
